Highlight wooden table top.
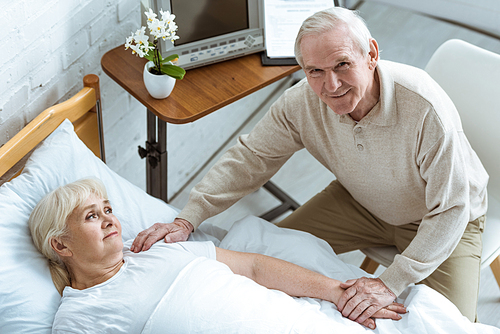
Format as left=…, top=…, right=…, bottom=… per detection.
left=101, top=45, right=301, bottom=124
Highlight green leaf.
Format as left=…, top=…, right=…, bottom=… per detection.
left=162, top=54, right=180, bottom=63
left=144, top=53, right=155, bottom=62
left=160, top=64, right=186, bottom=80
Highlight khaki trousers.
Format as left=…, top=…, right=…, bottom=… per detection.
left=278, top=180, right=485, bottom=322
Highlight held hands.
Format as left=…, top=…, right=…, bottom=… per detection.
left=130, top=218, right=194, bottom=253
left=337, top=277, right=398, bottom=328
left=362, top=301, right=406, bottom=330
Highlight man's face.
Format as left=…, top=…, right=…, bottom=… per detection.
left=300, top=25, right=379, bottom=120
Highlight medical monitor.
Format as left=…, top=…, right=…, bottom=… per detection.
left=149, top=0, right=265, bottom=70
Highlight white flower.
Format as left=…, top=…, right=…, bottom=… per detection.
left=129, top=44, right=143, bottom=57
left=160, top=10, right=175, bottom=25
left=134, top=27, right=150, bottom=46
left=125, top=7, right=185, bottom=80
left=124, top=27, right=154, bottom=58
left=148, top=18, right=163, bottom=39
left=135, top=26, right=147, bottom=38
left=167, top=20, right=178, bottom=33
left=124, top=33, right=134, bottom=49
left=144, top=8, right=157, bottom=23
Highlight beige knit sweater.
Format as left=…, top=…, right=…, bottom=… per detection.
left=179, top=60, right=488, bottom=296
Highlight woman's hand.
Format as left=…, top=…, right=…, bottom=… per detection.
left=130, top=218, right=194, bottom=252
left=363, top=302, right=406, bottom=329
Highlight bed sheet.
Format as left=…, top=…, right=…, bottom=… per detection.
left=182, top=215, right=500, bottom=334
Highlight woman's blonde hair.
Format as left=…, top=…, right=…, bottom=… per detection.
left=294, top=7, right=372, bottom=68
left=28, top=178, right=108, bottom=295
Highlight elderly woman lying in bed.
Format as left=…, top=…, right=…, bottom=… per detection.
left=29, top=178, right=406, bottom=333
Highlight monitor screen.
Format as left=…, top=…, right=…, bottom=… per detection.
left=171, top=0, right=249, bottom=46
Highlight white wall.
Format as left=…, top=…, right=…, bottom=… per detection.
left=0, top=0, right=290, bottom=199
left=0, top=0, right=143, bottom=176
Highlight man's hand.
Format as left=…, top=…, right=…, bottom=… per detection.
left=337, top=277, right=397, bottom=326
left=130, top=218, right=194, bottom=253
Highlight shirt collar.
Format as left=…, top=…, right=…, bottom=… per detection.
left=336, top=60, right=397, bottom=126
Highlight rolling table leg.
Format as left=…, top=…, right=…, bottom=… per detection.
left=141, top=109, right=169, bottom=203
left=145, top=110, right=157, bottom=197
left=141, top=110, right=300, bottom=214
left=157, top=117, right=168, bottom=202
left=260, top=181, right=300, bottom=221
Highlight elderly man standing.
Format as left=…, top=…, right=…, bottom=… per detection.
left=132, top=7, right=488, bottom=325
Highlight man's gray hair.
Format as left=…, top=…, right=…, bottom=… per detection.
left=294, top=7, right=372, bottom=68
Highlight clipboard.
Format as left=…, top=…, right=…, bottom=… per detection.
left=261, top=0, right=336, bottom=66
left=260, top=52, right=298, bottom=66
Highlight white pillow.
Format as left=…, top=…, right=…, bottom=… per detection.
left=0, top=120, right=180, bottom=333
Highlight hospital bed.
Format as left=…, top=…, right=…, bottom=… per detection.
left=0, top=75, right=498, bottom=333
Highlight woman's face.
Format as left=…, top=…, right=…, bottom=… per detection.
left=63, top=194, right=123, bottom=266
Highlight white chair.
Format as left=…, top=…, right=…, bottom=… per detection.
left=360, top=39, right=500, bottom=289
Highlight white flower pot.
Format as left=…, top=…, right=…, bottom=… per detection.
left=143, top=61, right=176, bottom=99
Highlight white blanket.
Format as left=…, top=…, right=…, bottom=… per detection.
left=142, top=216, right=500, bottom=334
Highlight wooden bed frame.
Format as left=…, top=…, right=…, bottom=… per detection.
left=0, top=74, right=104, bottom=180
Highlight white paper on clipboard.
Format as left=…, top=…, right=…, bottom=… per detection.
left=263, top=0, right=335, bottom=58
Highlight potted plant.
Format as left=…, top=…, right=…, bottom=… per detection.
left=125, top=8, right=186, bottom=99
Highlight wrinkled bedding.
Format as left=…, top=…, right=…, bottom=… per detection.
left=142, top=216, right=500, bottom=334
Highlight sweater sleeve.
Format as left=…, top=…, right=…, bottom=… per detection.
left=379, top=124, right=472, bottom=296
left=178, top=95, right=304, bottom=229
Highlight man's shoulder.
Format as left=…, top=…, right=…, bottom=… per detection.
left=379, top=60, right=460, bottom=131
left=379, top=60, right=433, bottom=90
left=380, top=60, right=450, bottom=108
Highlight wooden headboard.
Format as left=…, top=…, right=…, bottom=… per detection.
left=0, top=74, right=104, bottom=180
